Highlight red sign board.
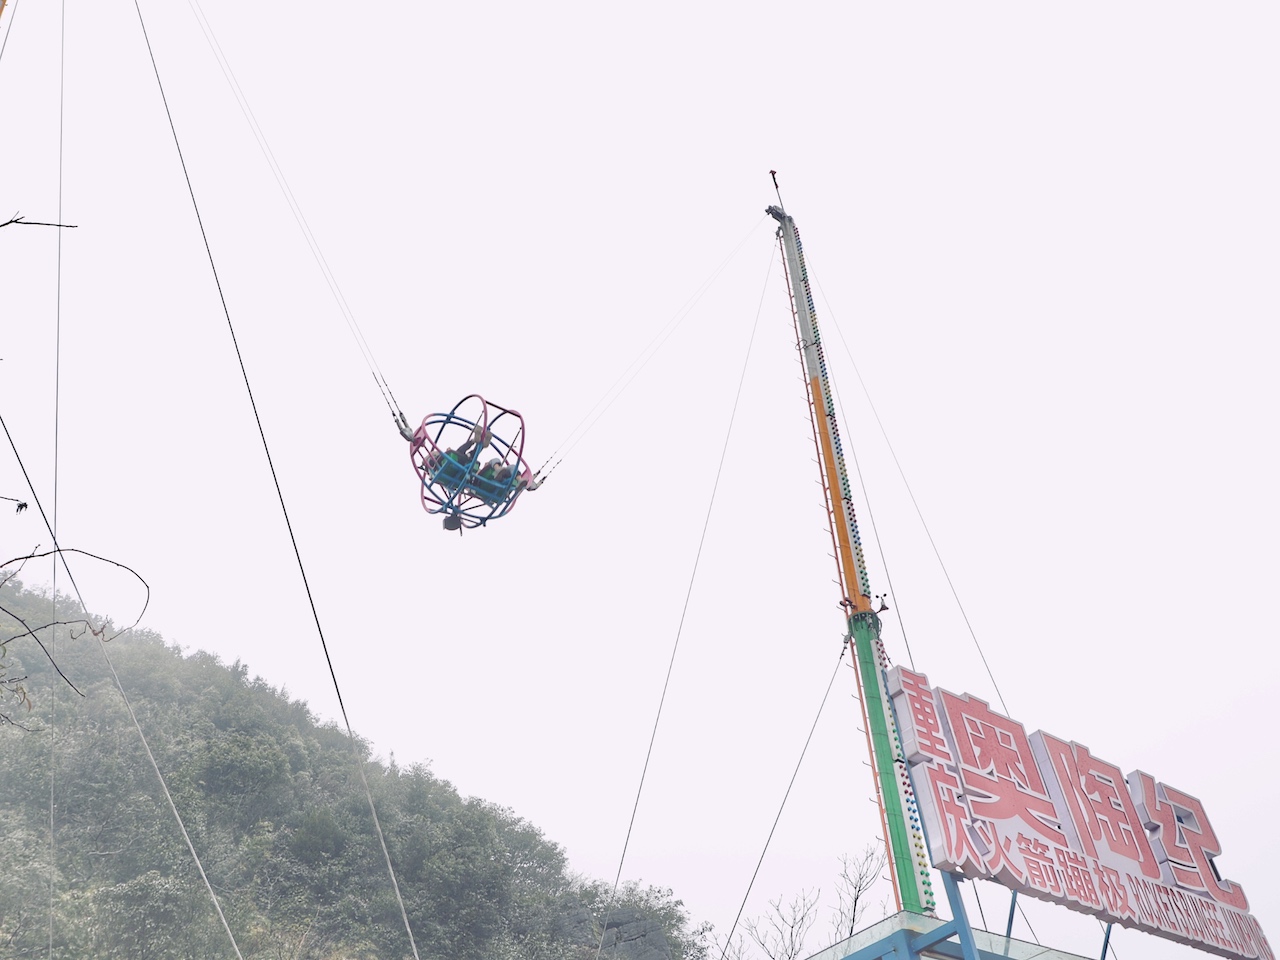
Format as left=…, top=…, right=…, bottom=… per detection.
left=888, top=666, right=1273, bottom=959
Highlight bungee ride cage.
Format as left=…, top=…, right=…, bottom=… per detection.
left=404, top=394, right=538, bottom=531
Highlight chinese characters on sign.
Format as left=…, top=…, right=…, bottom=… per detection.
left=887, top=667, right=1273, bottom=960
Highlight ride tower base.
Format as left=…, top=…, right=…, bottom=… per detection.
left=804, top=874, right=1095, bottom=960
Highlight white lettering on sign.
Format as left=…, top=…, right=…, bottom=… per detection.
left=887, top=666, right=1273, bottom=960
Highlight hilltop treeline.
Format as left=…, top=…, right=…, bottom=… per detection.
left=0, top=578, right=705, bottom=960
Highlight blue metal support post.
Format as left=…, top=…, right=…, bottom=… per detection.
left=894, top=872, right=980, bottom=960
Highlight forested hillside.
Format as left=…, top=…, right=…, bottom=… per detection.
left=0, top=577, right=705, bottom=960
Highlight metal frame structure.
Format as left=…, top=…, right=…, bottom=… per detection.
left=770, top=204, right=934, bottom=914
left=778, top=201, right=1125, bottom=960
left=808, top=875, right=1096, bottom=960
left=855, top=874, right=984, bottom=960
left=404, top=393, right=536, bottom=530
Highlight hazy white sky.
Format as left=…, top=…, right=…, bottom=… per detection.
left=2, top=2, right=1276, bottom=958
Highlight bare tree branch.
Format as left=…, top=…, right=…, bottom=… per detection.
left=0, top=543, right=37, bottom=589
left=0, top=601, right=86, bottom=696
left=713, top=932, right=752, bottom=960
left=745, top=890, right=819, bottom=960
left=0, top=213, right=78, bottom=229
left=2, top=546, right=151, bottom=641
left=829, top=845, right=887, bottom=944
left=0, top=546, right=151, bottom=703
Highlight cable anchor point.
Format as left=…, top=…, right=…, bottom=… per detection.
left=394, top=410, right=415, bottom=442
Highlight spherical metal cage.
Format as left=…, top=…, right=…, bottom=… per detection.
left=409, top=394, right=535, bottom=529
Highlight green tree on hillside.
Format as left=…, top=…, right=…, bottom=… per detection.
left=0, top=575, right=706, bottom=960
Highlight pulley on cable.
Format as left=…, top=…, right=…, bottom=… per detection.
left=395, top=395, right=543, bottom=533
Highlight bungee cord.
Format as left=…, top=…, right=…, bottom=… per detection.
left=592, top=243, right=774, bottom=960
left=179, top=0, right=402, bottom=417
left=171, top=0, right=776, bottom=491
left=178, top=0, right=768, bottom=475
left=535, top=215, right=769, bottom=484
left=128, top=2, right=421, bottom=954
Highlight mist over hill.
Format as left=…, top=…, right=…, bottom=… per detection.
left=0, top=577, right=704, bottom=960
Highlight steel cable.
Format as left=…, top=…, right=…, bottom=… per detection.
left=593, top=244, right=774, bottom=960
left=537, top=216, right=769, bottom=483
left=181, top=0, right=400, bottom=415
left=2, top=413, right=246, bottom=960
left=128, top=2, right=421, bottom=955
left=715, top=647, right=845, bottom=960
left=0, top=0, right=21, bottom=68
left=48, top=0, right=67, bottom=952
left=810, top=273, right=1009, bottom=714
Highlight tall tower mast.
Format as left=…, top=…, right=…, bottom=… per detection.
left=767, top=204, right=935, bottom=916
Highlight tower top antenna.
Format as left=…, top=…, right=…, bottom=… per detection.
left=769, top=170, right=784, bottom=209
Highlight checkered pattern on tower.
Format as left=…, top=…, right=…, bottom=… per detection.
left=875, top=634, right=936, bottom=912
left=792, top=226, right=873, bottom=603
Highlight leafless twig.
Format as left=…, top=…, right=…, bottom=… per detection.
left=0, top=546, right=151, bottom=700
left=2, top=546, right=151, bottom=639
left=0, top=213, right=78, bottom=229
left=829, top=845, right=887, bottom=944
left=0, top=601, right=85, bottom=696
left=745, top=890, right=820, bottom=960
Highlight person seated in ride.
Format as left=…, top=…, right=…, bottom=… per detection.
left=477, top=457, right=517, bottom=485
left=451, top=424, right=490, bottom=464
left=427, top=424, right=490, bottom=473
